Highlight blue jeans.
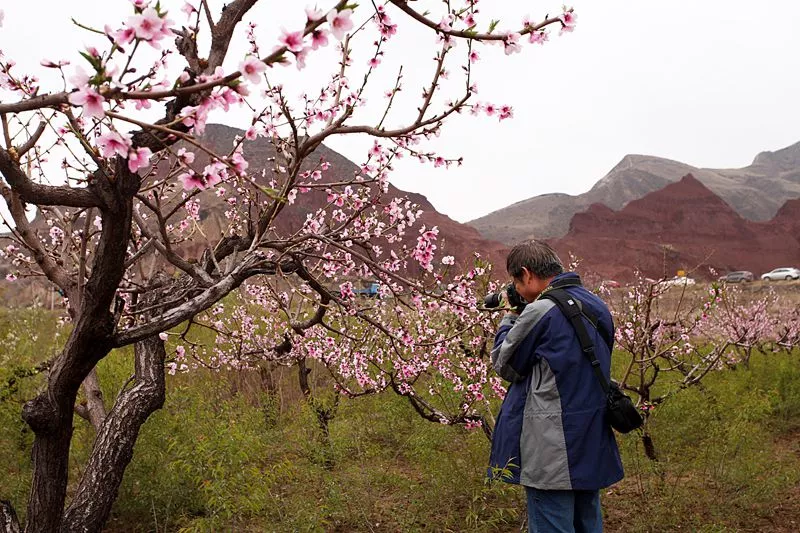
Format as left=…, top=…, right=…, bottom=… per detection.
left=525, top=487, right=603, bottom=533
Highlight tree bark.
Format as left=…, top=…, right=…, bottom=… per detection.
left=61, top=335, right=166, bottom=532
left=22, top=162, right=135, bottom=533
left=22, top=318, right=114, bottom=533
left=0, top=501, right=20, bottom=533
left=75, top=369, right=107, bottom=431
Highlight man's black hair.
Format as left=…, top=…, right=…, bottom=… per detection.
left=506, top=240, right=564, bottom=280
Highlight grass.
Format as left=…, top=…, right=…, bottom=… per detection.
left=1, top=308, right=800, bottom=532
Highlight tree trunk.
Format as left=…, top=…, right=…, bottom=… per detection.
left=75, top=368, right=107, bottom=431
left=0, top=501, right=20, bottom=533
left=22, top=162, right=135, bottom=532
left=642, top=431, right=658, bottom=461
left=21, top=318, right=114, bottom=533
left=61, top=335, right=166, bottom=532
left=298, top=359, right=338, bottom=467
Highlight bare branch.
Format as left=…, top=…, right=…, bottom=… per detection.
left=16, top=121, right=47, bottom=157
left=388, top=0, right=565, bottom=41
left=0, top=188, right=79, bottom=301
left=0, top=149, right=101, bottom=208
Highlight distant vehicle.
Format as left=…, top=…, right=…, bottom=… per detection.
left=353, top=282, right=380, bottom=297
left=658, top=276, right=696, bottom=288
left=720, top=271, right=754, bottom=283
left=761, top=267, right=800, bottom=281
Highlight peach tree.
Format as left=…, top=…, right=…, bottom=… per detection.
left=0, top=1, right=577, bottom=530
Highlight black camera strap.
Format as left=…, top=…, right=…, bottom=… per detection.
left=539, top=287, right=610, bottom=396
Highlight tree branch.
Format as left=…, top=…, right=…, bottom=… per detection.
left=0, top=149, right=100, bottom=208
left=388, top=1, right=565, bottom=41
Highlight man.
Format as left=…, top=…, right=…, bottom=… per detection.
left=488, top=240, right=623, bottom=533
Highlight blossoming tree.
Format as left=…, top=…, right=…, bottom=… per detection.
left=608, top=274, right=778, bottom=460
left=0, top=1, right=577, bottom=530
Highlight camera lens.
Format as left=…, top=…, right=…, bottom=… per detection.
left=484, top=292, right=502, bottom=308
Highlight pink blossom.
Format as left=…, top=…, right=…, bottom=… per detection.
left=294, top=47, right=310, bottom=70
left=96, top=130, right=132, bottom=158
left=127, top=147, right=152, bottom=172
left=327, top=9, right=353, bottom=40
left=499, top=105, right=513, bottom=120
left=560, top=11, right=577, bottom=33
left=229, top=152, right=248, bottom=175
left=469, top=50, right=480, bottom=63
left=464, top=13, right=476, bottom=28
left=68, top=66, right=90, bottom=87
left=305, top=6, right=324, bottom=21
left=529, top=31, right=548, bottom=45
left=128, top=8, right=164, bottom=40
left=177, top=147, right=195, bottom=165
left=158, top=332, right=169, bottom=341
left=40, top=59, right=70, bottom=69
left=69, top=86, right=105, bottom=119
left=438, top=15, right=453, bottom=31
left=238, top=55, right=265, bottom=84
left=203, top=161, right=228, bottom=186
left=179, top=172, right=205, bottom=190
left=378, top=19, right=397, bottom=38
left=310, top=28, right=329, bottom=50
left=504, top=33, right=522, bottom=55
left=112, top=25, right=137, bottom=46
left=5, top=273, right=16, bottom=282
left=279, top=28, right=305, bottom=52
left=368, top=57, right=381, bottom=68
left=181, top=2, right=197, bottom=18
left=369, top=141, right=383, bottom=157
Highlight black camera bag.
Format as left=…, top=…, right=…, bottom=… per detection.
left=540, top=286, right=643, bottom=434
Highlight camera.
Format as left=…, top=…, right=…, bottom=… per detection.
left=484, top=283, right=528, bottom=314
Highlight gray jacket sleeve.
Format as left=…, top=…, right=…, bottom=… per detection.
left=491, top=299, right=556, bottom=383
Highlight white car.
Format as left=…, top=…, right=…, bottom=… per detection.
left=761, top=267, right=800, bottom=281
left=657, top=276, right=696, bottom=288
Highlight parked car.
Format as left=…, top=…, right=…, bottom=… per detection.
left=353, top=282, right=380, bottom=297
left=761, top=267, right=800, bottom=281
left=720, top=271, right=754, bottom=283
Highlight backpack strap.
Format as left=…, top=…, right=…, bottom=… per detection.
left=539, top=288, right=610, bottom=395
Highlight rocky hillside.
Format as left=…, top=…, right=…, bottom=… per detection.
left=549, top=174, right=800, bottom=282
left=469, top=141, right=800, bottom=243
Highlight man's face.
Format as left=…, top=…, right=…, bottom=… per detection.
left=512, top=267, right=549, bottom=303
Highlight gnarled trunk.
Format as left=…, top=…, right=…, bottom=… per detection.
left=22, top=315, right=115, bottom=533
left=62, top=335, right=166, bottom=532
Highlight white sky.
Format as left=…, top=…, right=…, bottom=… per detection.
left=2, top=1, right=799, bottom=223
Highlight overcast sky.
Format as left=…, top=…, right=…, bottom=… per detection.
left=2, top=1, right=799, bottom=222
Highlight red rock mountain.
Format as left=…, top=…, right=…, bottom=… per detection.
left=550, top=174, right=800, bottom=282
left=469, top=141, right=800, bottom=243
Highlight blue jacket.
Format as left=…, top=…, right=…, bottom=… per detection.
left=488, top=273, right=624, bottom=490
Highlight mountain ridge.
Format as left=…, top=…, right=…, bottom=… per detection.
left=550, top=174, right=800, bottom=281
left=469, top=140, right=800, bottom=243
